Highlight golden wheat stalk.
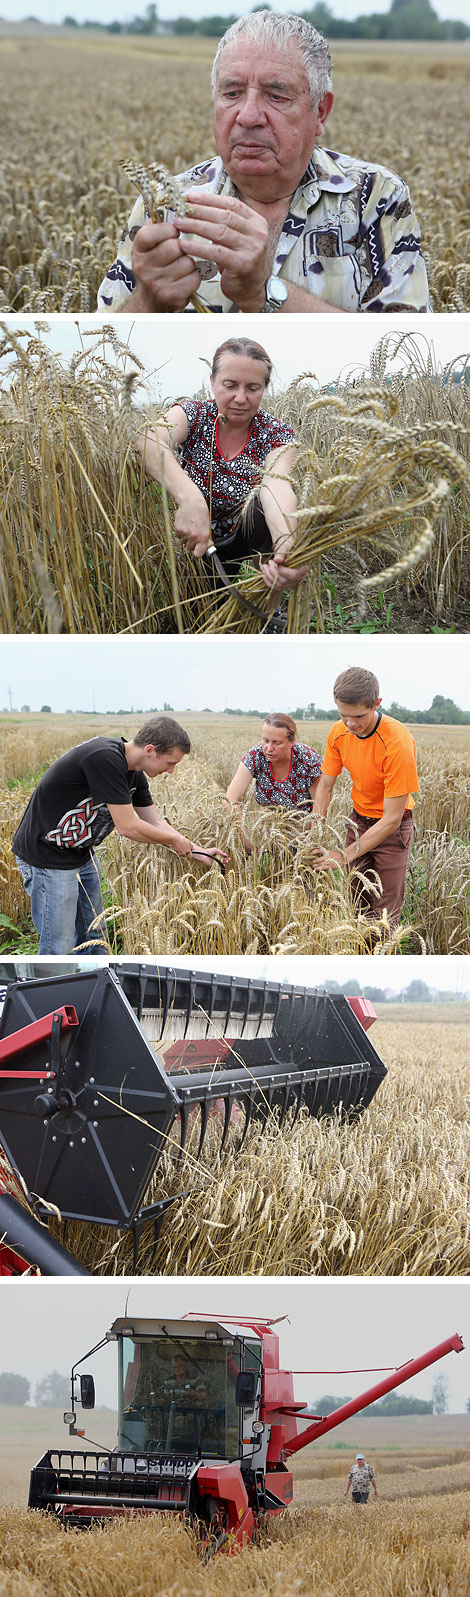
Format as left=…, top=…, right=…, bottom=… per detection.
left=121, top=158, right=211, bottom=314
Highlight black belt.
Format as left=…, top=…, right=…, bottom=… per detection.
left=353, top=808, right=413, bottom=823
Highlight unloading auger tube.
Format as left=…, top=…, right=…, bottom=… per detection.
left=27, top=1316, right=464, bottom=1549
left=0, top=964, right=387, bottom=1274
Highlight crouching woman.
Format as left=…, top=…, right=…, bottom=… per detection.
left=135, top=337, right=307, bottom=599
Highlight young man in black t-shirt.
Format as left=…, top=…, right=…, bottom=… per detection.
left=13, top=715, right=224, bottom=954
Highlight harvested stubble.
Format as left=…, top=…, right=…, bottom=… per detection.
left=0, top=35, right=469, bottom=313
left=2, top=1492, right=470, bottom=1597
left=293, top=1453, right=470, bottom=1490
left=47, top=1021, right=470, bottom=1277
left=1, top=326, right=470, bottom=635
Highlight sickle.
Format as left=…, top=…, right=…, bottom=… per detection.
left=206, top=543, right=281, bottom=625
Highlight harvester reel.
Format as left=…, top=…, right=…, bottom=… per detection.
left=0, top=964, right=387, bottom=1272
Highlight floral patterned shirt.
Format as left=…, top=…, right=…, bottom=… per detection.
left=177, top=398, right=294, bottom=536
left=242, top=743, right=322, bottom=810
left=98, top=148, right=431, bottom=313
left=348, top=1463, right=376, bottom=1492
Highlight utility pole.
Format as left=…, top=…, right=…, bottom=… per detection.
left=7, top=685, right=13, bottom=712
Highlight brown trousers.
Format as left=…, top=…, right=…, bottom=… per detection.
left=345, top=809, right=414, bottom=930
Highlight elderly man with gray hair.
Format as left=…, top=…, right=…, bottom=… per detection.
left=98, top=11, right=430, bottom=316
left=344, top=1453, right=378, bottom=1504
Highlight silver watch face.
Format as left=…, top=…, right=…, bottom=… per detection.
left=264, top=275, right=288, bottom=310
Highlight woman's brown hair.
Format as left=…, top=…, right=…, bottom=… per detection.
left=211, top=339, right=272, bottom=388
left=262, top=713, right=297, bottom=743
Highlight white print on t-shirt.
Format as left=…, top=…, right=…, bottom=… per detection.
left=45, top=797, right=106, bottom=849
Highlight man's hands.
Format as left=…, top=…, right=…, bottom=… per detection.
left=130, top=219, right=203, bottom=311
left=130, top=192, right=271, bottom=312
left=126, top=190, right=348, bottom=314
left=172, top=834, right=229, bottom=870
left=309, top=847, right=348, bottom=872
left=190, top=845, right=230, bottom=871
left=175, top=190, right=271, bottom=311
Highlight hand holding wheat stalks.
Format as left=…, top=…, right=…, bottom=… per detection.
left=121, top=159, right=211, bottom=313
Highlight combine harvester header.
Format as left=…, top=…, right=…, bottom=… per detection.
left=28, top=1313, right=464, bottom=1550
left=0, top=964, right=386, bottom=1275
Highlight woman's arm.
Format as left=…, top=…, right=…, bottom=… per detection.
left=134, top=406, right=211, bottom=556
left=259, top=444, right=299, bottom=552
left=134, top=405, right=188, bottom=486
left=224, top=762, right=253, bottom=808
left=224, top=761, right=254, bottom=855
left=258, top=444, right=308, bottom=595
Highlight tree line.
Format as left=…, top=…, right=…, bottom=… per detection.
left=8, top=695, right=470, bottom=721
left=58, top=0, right=469, bottom=42
left=323, top=978, right=468, bottom=1003
left=314, top=1373, right=451, bottom=1415
left=2, top=1368, right=466, bottom=1414
left=227, top=696, right=470, bottom=724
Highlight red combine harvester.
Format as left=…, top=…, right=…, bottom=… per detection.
left=28, top=1314, right=464, bottom=1548
left=0, top=964, right=385, bottom=1277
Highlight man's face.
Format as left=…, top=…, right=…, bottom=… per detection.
left=142, top=744, right=185, bottom=776
left=335, top=699, right=382, bottom=737
left=213, top=39, right=333, bottom=200
left=173, top=1357, right=188, bottom=1382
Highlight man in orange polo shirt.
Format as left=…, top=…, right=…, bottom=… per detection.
left=312, top=666, right=419, bottom=928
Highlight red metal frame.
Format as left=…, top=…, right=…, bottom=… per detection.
left=0, top=1245, right=33, bottom=1277
left=0, top=1006, right=78, bottom=1076
left=346, top=996, right=376, bottom=1031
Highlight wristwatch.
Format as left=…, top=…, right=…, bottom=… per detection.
left=261, top=275, right=288, bottom=312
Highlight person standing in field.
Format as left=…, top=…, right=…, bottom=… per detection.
left=311, top=667, right=419, bottom=929
left=12, top=716, right=227, bottom=955
left=344, top=1453, right=378, bottom=1505
left=98, top=12, right=431, bottom=315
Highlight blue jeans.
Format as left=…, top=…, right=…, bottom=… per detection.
left=15, top=854, right=108, bottom=955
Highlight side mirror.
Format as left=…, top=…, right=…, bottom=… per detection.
left=235, top=1370, right=257, bottom=1408
left=80, top=1374, right=95, bottom=1409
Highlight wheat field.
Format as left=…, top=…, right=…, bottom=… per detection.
left=2, top=1407, right=469, bottom=1594
left=1, top=322, right=470, bottom=634
left=2, top=717, right=470, bottom=957
left=1, top=1488, right=469, bottom=1596
left=1, top=33, right=469, bottom=314
left=1, top=1011, right=461, bottom=1278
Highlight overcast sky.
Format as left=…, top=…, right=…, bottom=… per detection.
left=119, top=952, right=470, bottom=991
left=2, top=316, right=468, bottom=404
left=1, top=1278, right=469, bottom=1413
left=2, top=636, right=469, bottom=714
left=3, top=2, right=470, bottom=27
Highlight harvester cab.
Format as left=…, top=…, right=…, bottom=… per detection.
left=28, top=1315, right=464, bottom=1550
left=0, top=963, right=387, bottom=1276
